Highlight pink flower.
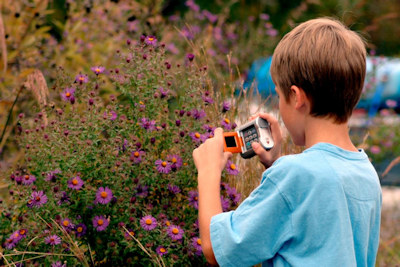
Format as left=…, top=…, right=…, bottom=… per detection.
left=92, top=215, right=109, bottom=231
left=155, top=159, right=172, bottom=174
left=140, top=215, right=157, bottom=231
left=91, top=66, right=105, bottom=75
left=226, top=160, right=239, bottom=175
left=370, top=145, right=381, bottom=155
left=95, top=187, right=113, bottom=204
left=45, top=235, right=61, bottom=245
left=67, top=176, right=84, bottom=190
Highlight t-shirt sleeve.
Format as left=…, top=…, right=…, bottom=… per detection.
left=210, top=176, right=293, bottom=267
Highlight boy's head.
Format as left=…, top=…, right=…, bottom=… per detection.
left=270, top=17, right=366, bottom=124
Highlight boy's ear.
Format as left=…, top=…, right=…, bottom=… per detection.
left=290, top=85, right=309, bottom=110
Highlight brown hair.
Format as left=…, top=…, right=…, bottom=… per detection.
left=270, top=17, right=366, bottom=123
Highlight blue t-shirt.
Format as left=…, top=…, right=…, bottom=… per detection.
left=210, top=143, right=382, bottom=267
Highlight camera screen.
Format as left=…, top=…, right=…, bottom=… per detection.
left=225, top=136, right=237, bottom=147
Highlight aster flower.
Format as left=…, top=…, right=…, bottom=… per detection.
left=130, top=150, right=145, bottom=164
left=29, top=191, right=48, bottom=208
left=156, top=246, right=168, bottom=256
left=187, top=53, right=195, bottom=61
left=22, top=174, right=36, bottom=185
left=202, top=91, right=214, bottom=104
left=45, top=169, right=61, bottom=182
left=191, top=237, right=202, bottom=256
left=226, top=186, right=241, bottom=205
left=10, top=230, right=23, bottom=243
left=202, top=10, right=218, bottom=23
left=191, top=109, right=206, bottom=120
left=167, top=225, right=184, bottom=240
left=61, top=218, right=74, bottom=230
left=155, top=159, right=172, bottom=174
left=67, top=176, right=84, bottom=190
left=139, top=117, right=156, bottom=131
left=17, top=229, right=28, bottom=239
left=144, top=35, right=157, bottom=46
left=221, top=196, right=230, bottom=211
left=124, top=229, right=135, bottom=240
left=168, top=184, right=181, bottom=195
left=140, top=215, right=157, bottom=231
left=75, top=74, right=88, bottom=84
left=188, top=190, right=199, bottom=209
left=74, top=223, right=87, bottom=237
left=57, top=191, right=71, bottom=205
left=103, top=110, right=117, bottom=121
left=370, top=145, right=381, bottom=155
left=4, top=238, right=17, bottom=249
left=221, top=118, right=233, bottom=130
left=222, top=100, right=231, bottom=112
left=60, top=87, right=76, bottom=102
left=51, top=261, right=66, bottom=267
left=95, top=187, right=113, bottom=204
left=93, top=215, right=109, bottom=231
left=189, top=132, right=202, bottom=143
left=226, top=160, right=239, bottom=175
left=45, top=234, right=61, bottom=246
left=159, top=87, right=169, bottom=98
left=91, top=66, right=105, bottom=75
left=167, top=154, right=183, bottom=170
left=136, top=184, right=149, bottom=197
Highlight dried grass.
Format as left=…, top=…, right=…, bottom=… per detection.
left=0, top=10, right=7, bottom=74
left=24, top=69, right=49, bottom=126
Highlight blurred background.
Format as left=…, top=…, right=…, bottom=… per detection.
left=1, top=0, right=400, bottom=265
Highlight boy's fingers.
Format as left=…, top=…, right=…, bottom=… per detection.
left=257, top=113, right=282, bottom=142
left=252, top=142, right=268, bottom=160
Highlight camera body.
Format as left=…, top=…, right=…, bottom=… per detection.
left=223, top=117, right=274, bottom=159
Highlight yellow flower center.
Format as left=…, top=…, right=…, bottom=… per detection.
left=63, top=220, right=69, bottom=227
left=72, top=179, right=78, bottom=185
left=79, top=77, right=85, bottom=81
left=129, top=231, right=134, bottom=236
left=148, top=37, right=154, bottom=41
left=139, top=101, right=144, bottom=105
left=161, top=161, right=167, bottom=167
left=194, top=133, right=200, bottom=138
left=100, top=191, right=108, bottom=198
left=97, top=219, right=104, bottom=226
left=35, top=196, right=41, bottom=201
left=50, top=238, right=55, bottom=242
left=172, top=157, right=177, bottom=163
left=145, top=219, right=152, bottom=225
left=14, top=233, right=19, bottom=238
left=197, top=239, right=202, bottom=245
left=24, top=175, right=29, bottom=180
left=172, top=228, right=179, bottom=234
left=134, top=151, right=140, bottom=157
left=165, top=221, right=171, bottom=226
left=95, top=68, right=100, bottom=73
left=230, top=164, right=236, bottom=170
left=77, top=227, right=83, bottom=233
left=160, top=248, right=166, bottom=253
left=224, top=118, right=230, bottom=124
left=66, top=92, right=71, bottom=97
left=19, top=230, right=26, bottom=235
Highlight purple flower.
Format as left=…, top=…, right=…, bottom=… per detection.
left=75, top=74, right=88, bottom=84
left=189, top=132, right=202, bottom=143
left=191, top=109, right=206, bottom=120
left=140, top=215, right=157, bottom=231
left=10, top=230, right=24, bottom=243
left=103, top=111, right=117, bottom=121
left=167, top=225, right=184, bottom=240
left=260, top=13, right=270, bottom=20
left=226, top=186, right=241, bottom=205
left=226, top=160, right=239, bottom=175
left=222, top=100, right=231, bottom=112
left=139, top=118, right=156, bottom=131
left=16, top=229, right=28, bottom=240
left=45, top=234, right=61, bottom=245
left=191, top=237, right=202, bottom=255
left=45, top=169, right=61, bottom=182
left=67, top=176, right=84, bottom=190
left=156, top=246, right=168, bottom=256
left=144, top=35, right=157, bottom=46
left=370, top=145, right=381, bottom=155
left=168, top=184, right=181, bottom=194
left=202, top=94, right=214, bottom=104
left=221, top=118, right=233, bottom=130
left=221, top=196, right=230, bottom=211
left=167, top=154, right=183, bottom=170
left=28, top=191, right=48, bottom=208
left=188, top=190, right=199, bottom=209
left=92, top=215, right=109, bottom=231
left=136, top=184, right=149, bottom=197
left=4, top=238, right=17, bottom=249
left=57, top=191, right=71, bottom=205
left=60, top=87, right=76, bottom=102
left=130, top=150, right=145, bottom=164
left=187, top=53, right=195, bottom=61
left=159, top=87, right=169, bottom=98
left=75, top=223, right=87, bottom=237
left=91, top=66, right=105, bottom=75
left=95, top=187, right=113, bottom=204
left=61, top=218, right=74, bottom=230
left=51, top=261, right=66, bottom=267
left=155, top=159, right=172, bottom=174
left=202, top=10, right=218, bottom=23
left=22, top=174, right=36, bottom=185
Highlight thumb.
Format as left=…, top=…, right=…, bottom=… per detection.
left=252, top=142, right=268, bottom=160
left=223, top=151, right=232, bottom=162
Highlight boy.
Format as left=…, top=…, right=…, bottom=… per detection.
left=192, top=18, right=382, bottom=266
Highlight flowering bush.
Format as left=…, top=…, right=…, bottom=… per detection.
left=0, top=38, right=243, bottom=265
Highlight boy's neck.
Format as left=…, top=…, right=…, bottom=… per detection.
left=303, top=116, right=358, bottom=152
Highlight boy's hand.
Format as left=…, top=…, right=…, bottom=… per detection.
left=250, top=113, right=282, bottom=169
left=193, top=128, right=232, bottom=177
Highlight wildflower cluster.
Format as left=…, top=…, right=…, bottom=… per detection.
left=2, top=36, right=242, bottom=266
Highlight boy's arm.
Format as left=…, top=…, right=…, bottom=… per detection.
left=193, top=128, right=231, bottom=265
